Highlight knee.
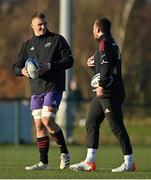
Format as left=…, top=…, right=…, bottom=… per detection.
left=110, top=124, right=125, bottom=136
left=34, top=119, right=46, bottom=133
left=42, top=117, right=58, bottom=133
left=86, top=117, right=99, bottom=129
left=86, top=120, right=91, bottom=130
left=41, top=106, right=59, bottom=132
left=86, top=116, right=93, bottom=127
left=32, top=109, right=47, bottom=134
left=86, top=122, right=99, bottom=134
left=36, top=123, right=46, bottom=132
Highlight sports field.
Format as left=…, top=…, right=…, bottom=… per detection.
left=0, top=144, right=151, bottom=179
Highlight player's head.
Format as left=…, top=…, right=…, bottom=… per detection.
left=31, top=12, right=48, bottom=36
left=93, top=18, right=111, bottom=39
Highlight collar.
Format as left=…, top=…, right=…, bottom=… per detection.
left=96, top=34, right=104, bottom=42
left=97, top=33, right=112, bottom=42
left=33, top=30, right=49, bottom=40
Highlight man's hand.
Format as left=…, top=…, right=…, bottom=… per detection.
left=93, top=86, right=104, bottom=97
left=87, top=55, right=95, bottom=67
left=21, top=67, right=30, bottom=77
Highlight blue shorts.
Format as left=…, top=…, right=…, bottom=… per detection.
left=30, top=91, right=63, bottom=110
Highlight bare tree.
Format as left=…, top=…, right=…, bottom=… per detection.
left=118, top=0, right=136, bottom=52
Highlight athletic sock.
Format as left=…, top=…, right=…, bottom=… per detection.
left=85, top=148, right=97, bottom=162
left=124, top=154, right=133, bottom=167
left=37, top=136, right=49, bottom=164
left=50, top=130, right=68, bottom=154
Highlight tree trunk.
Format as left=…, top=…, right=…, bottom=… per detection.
left=118, top=0, right=136, bottom=52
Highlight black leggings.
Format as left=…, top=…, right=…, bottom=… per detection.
left=86, top=97, right=132, bottom=155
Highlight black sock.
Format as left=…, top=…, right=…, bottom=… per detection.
left=37, top=136, right=49, bottom=164
left=50, top=130, right=68, bottom=154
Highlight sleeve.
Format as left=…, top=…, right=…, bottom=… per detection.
left=13, top=42, right=28, bottom=76
left=98, top=39, right=112, bottom=88
left=51, top=35, right=74, bottom=71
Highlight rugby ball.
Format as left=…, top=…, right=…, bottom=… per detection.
left=25, top=58, right=39, bottom=79
left=91, top=73, right=100, bottom=87
left=91, top=73, right=114, bottom=88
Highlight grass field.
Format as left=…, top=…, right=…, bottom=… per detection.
left=0, top=144, right=151, bottom=179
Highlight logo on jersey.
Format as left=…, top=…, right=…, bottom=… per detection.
left=100, top=59, right=109, bottom=64
left=30, top=47, right=34, bottom=51
left=45, top=42, right=51, bottom=47
left=105, top=108, right=111, bottom=113
left=52, top=100, right=57, bottom=106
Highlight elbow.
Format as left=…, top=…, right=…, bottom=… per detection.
left=70, top=57, right=74, bottom=67
left=67, top=57, right=74, bottom=69
left=13, top=64, right=23, bottom=76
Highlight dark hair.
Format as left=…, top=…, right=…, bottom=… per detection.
left=95, top=18, right=111, bottom=34
left=32, top=12, right=46, bottom=20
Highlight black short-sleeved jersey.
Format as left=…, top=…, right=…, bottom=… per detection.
left=13, top=30, right=74, bottom=95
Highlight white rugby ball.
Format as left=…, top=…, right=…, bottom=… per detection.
left=25, top=58, right=39, bottom=79
left=91, top=73, right=114, bottom=88
left=91, top=73, right=100, bottom=87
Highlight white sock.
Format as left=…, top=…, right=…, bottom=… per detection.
left=85, top=148, right=97, bottom=162
left=124, top=154, right=133, bottom=167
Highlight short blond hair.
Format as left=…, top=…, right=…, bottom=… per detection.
left=32, top=12, right=46, bottom=20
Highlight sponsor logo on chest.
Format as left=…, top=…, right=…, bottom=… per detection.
left=30, top=47, right=34, bottom=51
left=45, top=42, right=51, bottom=47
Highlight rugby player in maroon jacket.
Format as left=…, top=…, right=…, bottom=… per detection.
left=70, top=18, right=136, bottom=172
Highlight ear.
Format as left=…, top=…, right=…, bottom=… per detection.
left=97, top=26, right=101, bottom=33
left=31, top=23, right=33, bottom=29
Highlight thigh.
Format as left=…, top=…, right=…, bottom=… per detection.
left=86, top=97, right=105, bottom=127
left=43, top=91, right=63, bottom=109
left=30, top=94, right=44, bottom=110
left=99, top=98, right=124, bottom=127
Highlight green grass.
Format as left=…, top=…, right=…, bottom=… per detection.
left=73, top=119, right=151, bottom=145
left=0, top=144, right=151, bottom=179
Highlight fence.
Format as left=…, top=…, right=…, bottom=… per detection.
left=0, top=98, right=32, bottom=144
left=0, top=98, right=150, bottom=145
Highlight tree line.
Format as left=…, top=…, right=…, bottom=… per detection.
left=0, top=0, right=150, bottom=104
